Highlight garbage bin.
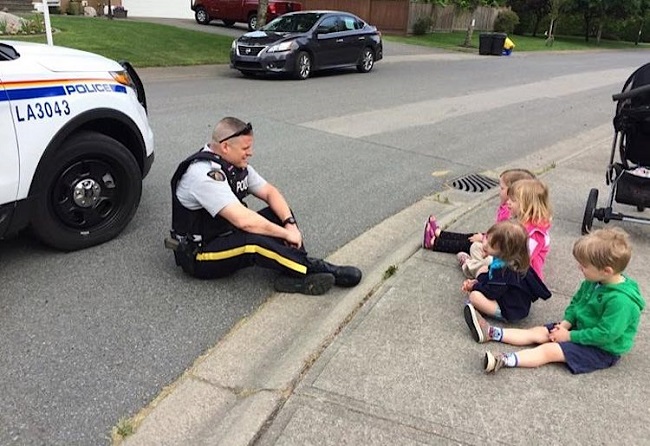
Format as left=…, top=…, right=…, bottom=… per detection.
left=491, top=33, right=507, bottom=56
left=479, top=33, right=492, bottom=55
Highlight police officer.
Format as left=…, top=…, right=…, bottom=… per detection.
left=168, top=116, right=362, bottom=295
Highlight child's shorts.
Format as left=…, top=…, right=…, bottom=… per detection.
left=545, top=323, right=620, bottom=374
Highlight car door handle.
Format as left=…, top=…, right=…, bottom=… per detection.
left=358, top=37, right=366, bottom=40
left=336, top=39, right=344, bottom=43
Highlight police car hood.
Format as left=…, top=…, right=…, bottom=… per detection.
left=8, top=41, right=123, bottom=72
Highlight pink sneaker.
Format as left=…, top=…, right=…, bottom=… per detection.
left=422, top=215, right=438, bottom=249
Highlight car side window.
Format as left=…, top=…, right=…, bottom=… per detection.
left=341, top=16, right=356, bottom=31
left=318, top=16, right=339, bottom=34
left=355, top=19, right=366, bottom=30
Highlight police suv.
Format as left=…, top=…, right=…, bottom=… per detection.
left=0, top=40, right=154, bottom=251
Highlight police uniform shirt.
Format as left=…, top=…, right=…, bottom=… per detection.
left=176, top=145, right=266, bottom=217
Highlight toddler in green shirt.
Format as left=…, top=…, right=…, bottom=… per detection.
left=464, top=227, right=645, bottom=374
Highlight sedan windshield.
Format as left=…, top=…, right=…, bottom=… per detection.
left=263, top=13, right=324, bottom=33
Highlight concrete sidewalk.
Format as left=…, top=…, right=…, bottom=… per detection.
left=117, top=124, right=649, bottom=445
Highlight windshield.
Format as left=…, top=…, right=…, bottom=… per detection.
left=262, top=13, right=324, bottom=33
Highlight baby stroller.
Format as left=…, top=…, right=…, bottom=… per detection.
left=582, top=62, right=650, bottom=234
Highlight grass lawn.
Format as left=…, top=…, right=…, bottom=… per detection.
left=385, top=31, right=650, bottom=52
left=3, top=16, right=649, bottom=68
left=1, top=15, right=234, bottom=67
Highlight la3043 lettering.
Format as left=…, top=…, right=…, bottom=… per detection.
left=15, top=100, right=71, bottom=122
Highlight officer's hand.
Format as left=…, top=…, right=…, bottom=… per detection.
left=284, top=225, right=303, bottom=249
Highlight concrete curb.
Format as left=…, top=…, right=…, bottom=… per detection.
left=115, top=124, right=611, bottom=445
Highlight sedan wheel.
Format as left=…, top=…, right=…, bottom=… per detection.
left=294, top=51, right=311, bottom=80
left=195, top=7, right=210, bottom=25
left=357, top=47, right=375, bottom=73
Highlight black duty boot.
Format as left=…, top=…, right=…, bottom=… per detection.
left=274, top=273, right=335, bottom=296
left=307, top=257, right=362, bottom=287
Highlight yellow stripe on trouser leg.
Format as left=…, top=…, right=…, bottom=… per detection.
left=195, top=244, right=308, bottom=274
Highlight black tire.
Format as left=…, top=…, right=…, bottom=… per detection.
left=637, top=206, right=645, bottom=212
left=195, top=7, right=210, bottom=25
left=581, top=188, right=599, bottom=235
left=223, top=19, right=235, bottom=27
left=356, top=47, right=375, bottom=73
left=30, top=131, right=142, bottom=251
left=247, top=13, right=257, bottom=30
left=294, top=51, right=312, bottom=80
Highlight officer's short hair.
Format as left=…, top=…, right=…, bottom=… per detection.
left=213, top=117, right=248, bottom=144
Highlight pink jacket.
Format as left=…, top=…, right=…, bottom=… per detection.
left=496, top=203, right=511, bottom=223
left=525, top=222, right=551, bottom=280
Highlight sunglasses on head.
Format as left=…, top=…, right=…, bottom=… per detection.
left=219, top=122, right=253, bottom=143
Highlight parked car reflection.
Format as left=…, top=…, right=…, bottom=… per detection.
left=230, top=10, right=383, bottom=80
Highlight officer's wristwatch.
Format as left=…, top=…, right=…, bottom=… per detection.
left=282, top=216, right=297, bottom=226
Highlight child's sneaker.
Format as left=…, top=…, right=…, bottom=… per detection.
left=484, top=351, right=506, bottom=373
left=457, top=252, right=470, bottom=266
left=422, top=215, right=438, bottom=249
left=463, top=303, right=490, bottom=343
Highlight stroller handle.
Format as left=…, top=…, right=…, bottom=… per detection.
left=612, top=83, right=650, bottom=102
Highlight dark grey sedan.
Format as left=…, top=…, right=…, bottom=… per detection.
left=230, top=10, right=383, bottom=80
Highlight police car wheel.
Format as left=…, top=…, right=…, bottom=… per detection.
left=31, top=131, right=142, bottom=251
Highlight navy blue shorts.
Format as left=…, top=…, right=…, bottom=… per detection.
left=545, top=323, right=620, bottom=374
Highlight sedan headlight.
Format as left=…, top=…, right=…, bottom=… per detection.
left=266, top=40, right=297, bottom=53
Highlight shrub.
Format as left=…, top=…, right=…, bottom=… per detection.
left=493, top=10, right=519, bottom=34
left=412, top=15, right=432, bottom=36
left=66, top=0, right=82, bottom=15
left=20, top=14, right=45, bottom=34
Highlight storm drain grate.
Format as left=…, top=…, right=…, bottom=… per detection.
left=450, top=173, right=499, bottom=193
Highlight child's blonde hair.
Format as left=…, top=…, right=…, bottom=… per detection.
left=573, top=227, right=632, bottom=273
left=500, top=168, right=535, bottom=189
left=508, top=179, right=552, bottom=225
left=486, top=221, right=530, bottom=274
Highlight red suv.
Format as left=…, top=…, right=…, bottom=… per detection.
left=191, top=0, right=302, bottom=31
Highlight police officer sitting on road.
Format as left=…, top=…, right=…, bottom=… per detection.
left=167, top=116, right=362, bottom=295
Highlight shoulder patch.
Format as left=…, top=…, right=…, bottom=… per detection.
left=207, top=169, right=225, bottom=181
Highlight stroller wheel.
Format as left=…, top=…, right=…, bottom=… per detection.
left=582, top=188, right=599, bottom=234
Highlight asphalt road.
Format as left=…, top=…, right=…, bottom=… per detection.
left=1, top=38, right=649, bottom=444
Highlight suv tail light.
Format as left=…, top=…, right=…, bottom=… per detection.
left=268, top=3, right=276, bottom=13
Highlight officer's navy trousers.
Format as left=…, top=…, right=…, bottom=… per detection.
left=179, top=207, right=310, bottom=279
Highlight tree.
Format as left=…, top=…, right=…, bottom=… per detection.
left=256, top=0, right=268, bottom=30
left=565, top=0, right=640, bottom=43
left=507, top=0, right=549, bottom=36
left=634, top=0, right=650, bottom=44
left=450, top=0, right=507, bottom=47
left=546, top=0, right=571, bottom=46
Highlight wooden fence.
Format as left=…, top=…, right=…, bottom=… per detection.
left=409, top=4, right=506, bottom=33
left=302, top=0, right=504, bottom=35
left=302, top=0, right=409, bottom=33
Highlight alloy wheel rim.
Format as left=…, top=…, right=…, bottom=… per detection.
left=363, top=51, right=373, bottom=70
left=299, top=55, right=310, bottom=78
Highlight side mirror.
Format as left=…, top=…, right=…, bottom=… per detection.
left=316, top=26, right=328, bottom=35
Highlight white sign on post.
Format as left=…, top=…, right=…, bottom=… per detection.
left=42, top=0, right=53, bottom=45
